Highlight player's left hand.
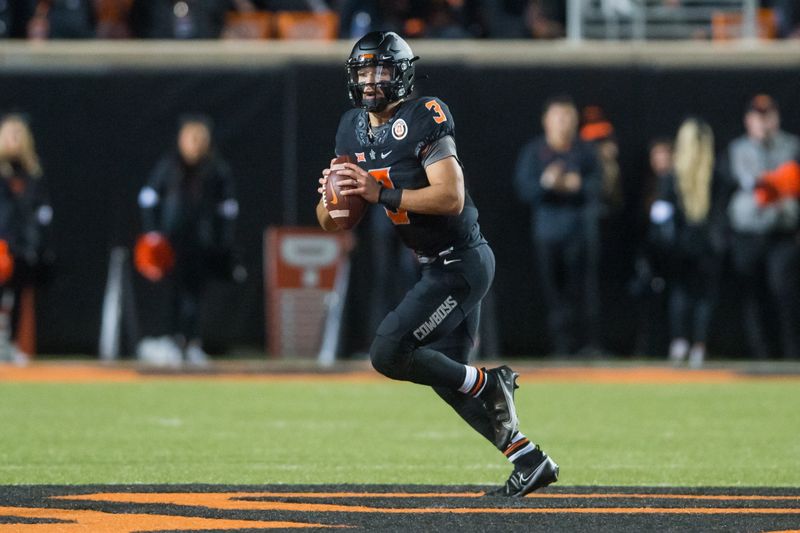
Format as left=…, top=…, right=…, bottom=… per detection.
left=337, top=163, right=381, bottom=203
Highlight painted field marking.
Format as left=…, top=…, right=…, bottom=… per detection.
left=0, top=505, right=331, bottom=532
left=1, top=490, right=797, bottom=532
left=52, top=492, right=800, bottom=514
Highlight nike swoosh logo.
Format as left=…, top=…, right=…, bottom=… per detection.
left=443, top=258, right=461, bottom=265
left=381, top=150, right=392, bottom=159
left=329, top=185, right=339, bottom=205
left=519, top=459, right=548, bottom=485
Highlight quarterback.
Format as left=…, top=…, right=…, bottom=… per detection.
left=315, top=31, right=558, bottom=496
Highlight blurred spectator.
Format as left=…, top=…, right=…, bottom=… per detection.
left=95, top=0, right=133, bottom=38
left=424, top=1, right=473, bottom=39
left=726, top=94, right=800, bottom=359
left=630, top=137, right=673, bottom=356
left=580, top=105, right=622, bottom=214
left=0, top=114, right=53, bottom=365
left=338, top=0, right=377, bottom=38
left=768, top=0, right=800, bottom=38
left=483, top=0, right=566, bottom=39
left=480, top=0, right=527, bottom=38
left=137, top=115, right=239, bottom=366
left=644, top=138, right=675, bottom=207
left=514, top=95, right=602, bottom=355
left=266, top=0, right=330, bottom=10
left=340, top=0, right=484, bottom=39
left=27, top=0, right=96, bottom=39
left=130, top=0, right=229, bottom=39
left=647, top=118, right=728, bottom=368
left=523, top=0, right=565, bottom=39
left=580, top=105, right=623, bottom=356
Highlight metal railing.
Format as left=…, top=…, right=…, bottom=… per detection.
left=567, top=0, right=760, bottom=41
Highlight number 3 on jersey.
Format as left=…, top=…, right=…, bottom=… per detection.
left=425, top=100, right=447, bottom=124
left=369, top=168, right=410, bottom=225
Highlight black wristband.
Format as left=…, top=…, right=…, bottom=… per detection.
left=378, top=186, right=403, bottom=211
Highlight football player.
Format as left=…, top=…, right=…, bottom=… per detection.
left=315, top=31, right=558, bottom=496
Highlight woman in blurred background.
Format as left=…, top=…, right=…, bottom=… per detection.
left=0, top=114, right=53, bottom=365
left=647, top=117, right=728, bottom=368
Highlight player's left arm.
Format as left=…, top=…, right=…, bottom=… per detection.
left=402, top=156, right=464, bottom=215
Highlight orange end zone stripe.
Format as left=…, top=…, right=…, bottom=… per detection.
left=525, top=493, right=800, bottom=501
left=53, top=491, right=800, bottom=501
left=0, top=506, right=332, bottom=531
left=51, top=493, right=800, bottom=515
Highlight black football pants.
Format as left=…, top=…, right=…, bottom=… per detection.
left=369, top=242, right=499, bottom=445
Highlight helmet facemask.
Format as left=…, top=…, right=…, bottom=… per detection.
left=346, top=56, right=415, bottom=112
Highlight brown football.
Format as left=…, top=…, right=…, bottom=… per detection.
left=324, top=155, right=368, bottom=230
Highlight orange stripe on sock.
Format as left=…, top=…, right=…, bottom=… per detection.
left=469, top=369, right=485, bottom=396
left=504, top=438, right=530, bottom=457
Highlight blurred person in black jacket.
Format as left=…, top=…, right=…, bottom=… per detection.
left=137, top=115, right=238, bottom=366
left=514, top=95, right=602, bottom=356
left=629, top=137, right=673, bottom=356
left=647, top=118, right=729, bottom=368
left=0, top=114, right=53, bottom=365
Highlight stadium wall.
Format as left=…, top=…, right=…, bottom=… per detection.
left=2, top=41, right=799, bottom=357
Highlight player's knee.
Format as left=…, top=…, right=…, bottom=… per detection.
left=369, top=335, right=410, bottom=380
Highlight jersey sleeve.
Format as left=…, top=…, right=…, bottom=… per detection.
left=420, top=135, right=459, bottom=168
left=411, top=97, right=456, bottom=158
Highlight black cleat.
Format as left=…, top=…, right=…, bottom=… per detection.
left=487, top=451, right=559, bottom=497
left=482, top=365, right=520, bottom=449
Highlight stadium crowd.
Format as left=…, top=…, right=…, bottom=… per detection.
left=1, top=1, right=799, bottom=41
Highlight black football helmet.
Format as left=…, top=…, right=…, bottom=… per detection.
left=346, top=31, right=418, bottom=112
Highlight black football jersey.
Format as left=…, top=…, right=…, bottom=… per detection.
left=334, top=96, right=483, bottom=256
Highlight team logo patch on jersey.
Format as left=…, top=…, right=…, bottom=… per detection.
left=356, top=152, right=366, bottom=162
left=392, top=119, right=408, bottom=140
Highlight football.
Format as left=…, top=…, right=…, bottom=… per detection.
left=324, top=155, right=368, bottom=230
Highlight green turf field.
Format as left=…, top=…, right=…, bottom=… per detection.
left=0, top=378, right=798, bottom=486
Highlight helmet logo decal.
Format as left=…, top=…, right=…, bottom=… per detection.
left=392, top=119, right=408, bottom=140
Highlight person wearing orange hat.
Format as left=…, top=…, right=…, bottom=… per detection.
left=514, top=95, right=603, bottom=356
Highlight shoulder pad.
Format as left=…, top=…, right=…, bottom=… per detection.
left=405, top=96, right=455, bottom=147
